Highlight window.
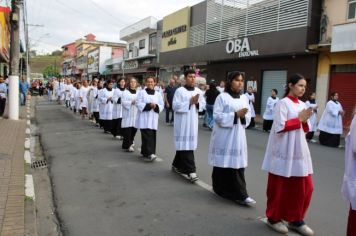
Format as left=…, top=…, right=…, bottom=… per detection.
left=348, top=0, right=356, bottom=20
left=129, top=43, right=134, bottom=52
left=149, top=33, right=157, bottom=54
left=139, top=39, right=146, bottom=49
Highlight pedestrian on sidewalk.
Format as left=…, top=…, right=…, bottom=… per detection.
left=245, top=86, right=256, bottom=129
left=262, top=74, right=314, bottom=236
left=262, top=89, right=279, bottom=132
left=171, top=69, right=206, bottom=182
left=121, top=78, right=138, bottom=152
left=208, top=71, right=256, bottom=205
left=305, top=92, right=318, bottom=142
left=100, top=80, right=114, bottom=133
left=164, top=78, right=177, bottom=125
left=19, top=76, right=29, bottom=106
left=204, top=80, right=220, bottom=130
left=111, top=77, right=126, bottom=139
left=136, top=76, right=164, bottom=161
left=318, top=92, right=345, bottom=147
left=0, top=76, right=7, bottom=118
left=341, top=108, right=356, bottom=236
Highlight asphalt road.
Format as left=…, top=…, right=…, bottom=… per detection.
left=36, top=99, right=348, bottom=236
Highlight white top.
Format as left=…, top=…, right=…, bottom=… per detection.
left=342, top=115, right=356, bottom=210
left=305, top=101, right=318, bottom=132
left=318, top=100, right=344, bottom=134
left=262, top=97, right=313, bottom=177
left=79, top=86, right=90, bottom=108
left=208, top=93, right=251, bottom=169
left=135, top=89, right=164, bottom=130
left=173, top=87, right=206, bottom=151
left=112, top=88, right=125, bottom=119
left=217, top=86, right=225, bottom=93
left=99, top=88, right=114, bottom=120
left=244, top=92, right=256, bottom=118
left=65, top=84, right=73, bottom=101
left=263, top=97, right=279, bottom=120
left=121, top=90, right=138, bottom=128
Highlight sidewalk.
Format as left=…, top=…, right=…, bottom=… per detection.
left=0, top=102, right=27, bottom=235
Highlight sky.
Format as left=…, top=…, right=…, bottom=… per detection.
left=18, top=0, right=203, bottom=55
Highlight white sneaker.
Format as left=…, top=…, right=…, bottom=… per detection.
left=236, top=197, right=256, bottom=206
left=266, top=221, right=288, bottom=234
left=288, top=223, right=314, bottom=236
left=128, top=145, right=134, bottom=152
left=310, top=139, right=317, bottom=143
left=188, top=173, right=199, bottom=182
left=149, top=154, right=157, bottom=161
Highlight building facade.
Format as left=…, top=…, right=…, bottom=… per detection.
left=0, top=6, right=10, bottom=77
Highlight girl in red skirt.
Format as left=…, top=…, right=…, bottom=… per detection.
left=262, top=74, right=314, bottom=235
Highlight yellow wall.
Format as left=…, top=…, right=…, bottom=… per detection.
left=316, top=50, right=356, bottom=119
left=161, top=7, right=190, bottom=53
left=0, top=12, right=9, bottom=54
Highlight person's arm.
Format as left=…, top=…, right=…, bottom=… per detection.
left=172, top=89, right=190, bottom=113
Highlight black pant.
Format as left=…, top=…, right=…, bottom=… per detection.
left=263, top=119, right=273, bottom=131
left=39, top=88, right=44, bottom=96
left=212, top=167, right=248, bottom=201
left=0, top=98, right=6, bottom=116
left=103, top=120, right=112, bottom=133
left=111, top=118, right=122, bottom=137
left=319, top=131, right=340, bottom=147
left=306, top=131, right=314, bottom=141
left=93, top=112, right=100, bottom=124
left=165, top=106, right=174, bottom=123
left=172, top=150, right=196, bottom=174
left=122, top=127, right=137, bottom=149
left=246, top=117, right=255, bottom=129
left=141, top=129, right=156, bottom=156
left=65, top=100, right=70, bottom=108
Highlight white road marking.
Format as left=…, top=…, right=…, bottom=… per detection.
left=24, top=138, right=30, bottom=149
left=26, top=128, right=31, bottom=135
left=195, top=180, right=213, bottom=192
left=25, top=174, right=35, bottom=200
left=24, top=150, right=31, bottom=164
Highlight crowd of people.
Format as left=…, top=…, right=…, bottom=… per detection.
left=43, top=70, right=354, bottom=236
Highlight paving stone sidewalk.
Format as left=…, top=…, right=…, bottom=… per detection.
left=0, top=102, right=27, bottom=236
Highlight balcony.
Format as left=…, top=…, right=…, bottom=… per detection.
left=120, top=16, right=158, bottom=41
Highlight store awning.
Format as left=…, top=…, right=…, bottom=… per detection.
left=331, top=22, right=356, bottom=52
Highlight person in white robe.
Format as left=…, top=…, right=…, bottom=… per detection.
left=88, top=79, right=99, bottom=125
left=263, top=89, right=279, bottom=132
left=111, top=77, right=126, bottom=139
left=208, top=71, right=256, bottom=205
left=100, top=80, right=114, bottom=133
left=305, top=92, right=318, bottom=142
left=171, top=69, right=206, bottom=182
left=341, top=110, right=356, bottom=236
left=65, top=79, right=73, bottom=108
left=136, top=77, right=164, bottom=161
left=245, top=86, right=256, bottom=129
left=98, top=81, right=105, bottom=129
left=52, top=78, right=59, bottom=102
left=60, top=78, right=67, bottom=103
left=262, top=74, right=314, bottom=236
left=318, top=92, right=345, bottom=147
left=74, top=82, right=82, bottom=114
left=79, top=80, right=90, bottom=119
left=70, top=81, right=77, bottom=112
left=121, top=78, right=139, bottom=152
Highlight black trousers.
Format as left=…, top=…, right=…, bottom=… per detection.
left=141, top=129, right=156, bottom=156
left=263, top=119, right=273, bottom=131
left=172, top=150, right=196, bottom=174
left=93, top=112, right=100, bottom=124
left=122, top=127, right=137, bottom=149
left=103, top=120, right=112, bottom=133
left=246, top=117, right=255, bottom=129
left=165, top=106, right=174, bottom=123
left=212, top=167, right=248, bottom=201
left=319, top=130, right=340, bottom=147
left=0, top=98, right=6, bottom=116
left=306, top=131, right=314, bottom=141
left=111, top=118, right=122, bottom=137
left=65, top=100, right=70, bottom=108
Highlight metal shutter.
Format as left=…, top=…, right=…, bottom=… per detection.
left=261, top=70, right=287, bottom=115
left=329, top=72, right=356, bottom=131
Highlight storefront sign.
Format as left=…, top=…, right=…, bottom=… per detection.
left=162, top=25, right=187, bottom=38
left=226, top=38, right=259, bottom=58
left=87, top=49, right=99, bottom=74
left=123, top=60, right=138, bottom=70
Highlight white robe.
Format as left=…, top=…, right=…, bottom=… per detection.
left=318, top=100, right=343, bottom=134
left=100, top=88, right=114, bottom=120
left=263, top=97, right=279, bottom=120
left=262, top=97, right=313, bottom=177
left=121, top=90, right=138, bottom=128
left=74, top=88, right=81, bottom=111
left=70, top=86, right=77, bottom=108
left=65, top=84, right=73, bottom=101
left=208, top=93, right=251, bottom=169
left=244, top=92, right=256, bottom=118
left=305, top=101, right=318, bottom=132
left=90, top=87, right=100, bottom=113
left=98, top=89, right=105, bottom=118
left=79, top=86, right=90, bottom=108
left=87, top=87, right=94, bottom=113
left=173, top=87, right=206, bottom=151
left=112, top=88, right=126, bottom=119
left=135, top=89, right=164, bottom=130
left=342, top=115, right=356, bottom=210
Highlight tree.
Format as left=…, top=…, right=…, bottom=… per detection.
left=51, top=50, right=62, bottom=56
left=42, top=65, right=60, bottom=78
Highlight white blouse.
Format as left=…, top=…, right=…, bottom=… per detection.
left=318, top=100, right=344, bottom=134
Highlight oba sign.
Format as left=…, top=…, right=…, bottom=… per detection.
left=226, top=37, right=259, bottom=58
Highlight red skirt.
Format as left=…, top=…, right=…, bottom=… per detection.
left=347, top=207, right=356, bottom=236
left=266, top=173, right=313, bottom=222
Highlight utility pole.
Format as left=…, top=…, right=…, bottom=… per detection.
left=9, top=0, right=21, bottom=120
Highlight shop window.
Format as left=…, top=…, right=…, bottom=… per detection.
left=348, top=0, right=356, bottom=20
left=149, top=33, right=157, bottom=54
left=139, top=39, right=145, bottom=49
left=129, top=43, right=134, bottom=52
